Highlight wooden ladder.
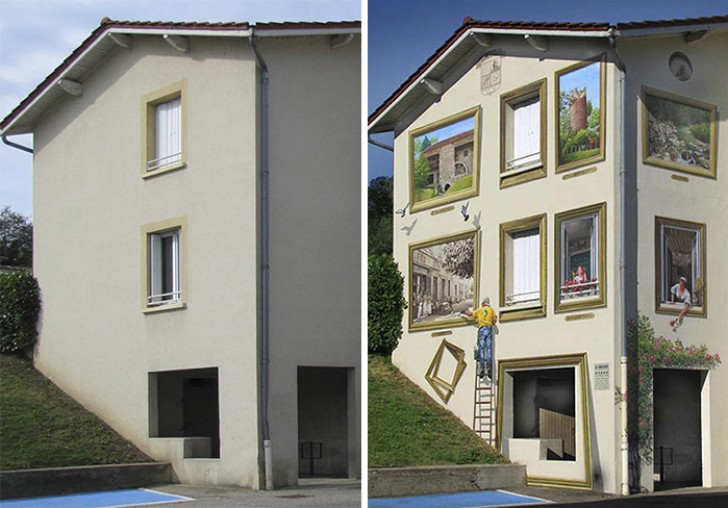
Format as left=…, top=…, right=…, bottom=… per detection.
left=473, top=371, right=496, bottom=446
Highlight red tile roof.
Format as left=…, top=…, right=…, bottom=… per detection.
left=368, top=15, right=728, bottom=127
left=1, top=19, right=360, bottom=132
left=617, top=15, right=728, bottom=29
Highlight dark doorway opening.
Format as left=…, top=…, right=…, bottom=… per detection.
left=149, top=367, right=220, bottom=458
left=297, top=367, right=349, bottom=478
left=653, top=369, right=703, bottom=490
left=512, top=367, right=576, bottom=461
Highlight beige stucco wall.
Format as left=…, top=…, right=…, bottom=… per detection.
left=621, top=29, right=728, bottom=490
left=262, top=34, right=362, bottom=486
left=391, top=43, right=624, bottom=492
left=32, top=34, right=261, bottom=488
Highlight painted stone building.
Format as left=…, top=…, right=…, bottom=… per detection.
left=369, top=16, right=727, bottom=494
left=1, top=19, right=361, bottom=489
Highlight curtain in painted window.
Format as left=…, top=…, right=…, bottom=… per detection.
left=511, top=229, right=540, bottom=303
left=155, top=97, right=182, bottom=167
left=149, top=230, right=180, bottom=304
left=512, top=98, right=540, bottom=167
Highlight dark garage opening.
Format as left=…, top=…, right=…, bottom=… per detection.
left=149, top=367, right=220, bottom=458
left=512, top=367, right=576, bottom=461
left=653, top=368, right=703, bottom=490
left=298, top=367, right=349, bottom=478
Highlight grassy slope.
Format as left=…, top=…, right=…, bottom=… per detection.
left=0, top=354, right=152, bottom=471
left=368, top=355, right=506, bottom=468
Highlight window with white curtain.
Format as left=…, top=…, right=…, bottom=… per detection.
left=501, top=79, right=546, bottom=181
left=149, top=97, right=182, bottom=171
left=506, top=228, right=540, bottom=306
left=500, top=214, right=546, bottom=320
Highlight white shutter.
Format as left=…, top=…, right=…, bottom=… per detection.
left=512, top=230, right=540, bottom=303
left=150, top=233, right=162, bottom=303
left=154, top=98, right=182, bottom=168
left=512, top=99, right=540, bottom=167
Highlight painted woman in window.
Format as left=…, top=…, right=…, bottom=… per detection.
left=669, top=276, right=691, bottom=332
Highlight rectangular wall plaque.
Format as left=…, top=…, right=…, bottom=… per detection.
left=431, top=205, right=455, bottom=216
left=565, top=312, right=595, bottom=322
left=594, top=363, right=610, bottom=391
left=562, top=166, right=597, bottom=181
left=431, top=330, right=453, bottom=337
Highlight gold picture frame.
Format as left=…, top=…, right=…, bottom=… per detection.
left=408, top=229, right=480, bottom=332
left=409, top=106, right=481, bottom=213
left=424, top=339, right=467, bottom=403
left=496, top=353, right=593, bottom=490
left=555, top=57, right=606, bottom=173
left=642, top=87, right=717, bottom=179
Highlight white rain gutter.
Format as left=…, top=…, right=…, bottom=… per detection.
left=248, top=31, right=273, bottom=492
left=256, top=28, right=361, bottom=37
left=368, top=26, right=612, bottom=131
left=609, top=26, right=630, bottom=497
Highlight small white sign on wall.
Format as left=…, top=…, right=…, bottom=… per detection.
left=594, top=363, right=610, bottom=391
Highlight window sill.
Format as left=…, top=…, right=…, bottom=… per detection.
left=555, top=295, right=604, bottom=313
left=656, top=303, right=705, bottom=317
left=143, top=302, right=187, bottom=314
left=500, top=164, right=546, bottom=189
left=142, top=161, right=187, bottom=179
left=500, top=302, right=545, bottom=322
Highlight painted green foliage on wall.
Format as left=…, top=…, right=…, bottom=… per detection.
left=625, top=313, right=721, bottom=464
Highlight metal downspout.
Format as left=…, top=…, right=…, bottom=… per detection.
left=609, top=28, right=630, bottom=497
left=2, top=135, right=33, bottom=154
left=249, top=32, right=273, bottom=491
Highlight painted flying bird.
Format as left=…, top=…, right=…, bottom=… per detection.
left=395, top=202, right=410, bottom=218
left=461, top=202, right=470, bottom=222
left=401, top=219, right=418, bottom=236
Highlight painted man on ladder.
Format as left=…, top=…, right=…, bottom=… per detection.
left=464, top=297, right=498, bottom=380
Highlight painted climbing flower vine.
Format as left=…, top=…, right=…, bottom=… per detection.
left=624, top=313, right=721, bottom=464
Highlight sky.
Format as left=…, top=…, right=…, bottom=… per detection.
left=0, top=0, right=360, bottom=218
left=368, top=0, right=728, bottom=183
left=2, top=0, right=727, bottom=218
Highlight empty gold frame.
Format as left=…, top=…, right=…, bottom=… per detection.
left=409, top=106, right=481, bottom=213
left=425, top=339, right=467, bottom=403
left=496, top=353, right=593, bottom=489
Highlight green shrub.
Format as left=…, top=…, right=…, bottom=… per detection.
left=368, top=254, right=407, bottom=356
left=689, top=122, right=711, bottom=144
left=0, top=270, right=41, bottom=354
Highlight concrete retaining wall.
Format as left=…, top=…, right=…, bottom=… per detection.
left=369, top=464, right=527, bottom=498
left=0, top=462, right=173, bottom=499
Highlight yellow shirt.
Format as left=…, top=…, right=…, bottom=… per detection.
left=473, top=305, right=496, bottom=327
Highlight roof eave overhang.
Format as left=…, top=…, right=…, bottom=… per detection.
left=616, top=22, right=728, bottom=38
left=256, top=27, right=361, bottom=37
left=367, top=27, right=612, bottom=134
left=0, top=26, right=258, bottom=137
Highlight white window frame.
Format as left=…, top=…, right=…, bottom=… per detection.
left=141, top=217, right=187, bottom=313
left=142, top=81, right=187, bottom=178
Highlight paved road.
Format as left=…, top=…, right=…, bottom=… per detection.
left=153, top=479, right=361, bottom=507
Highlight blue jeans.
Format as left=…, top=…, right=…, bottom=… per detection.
left=477, top=326, right=493, bottom=374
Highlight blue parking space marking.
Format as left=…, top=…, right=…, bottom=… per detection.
left=0, top=488, right=191, bottom=508
left=369, top=489, right=548, bottom=508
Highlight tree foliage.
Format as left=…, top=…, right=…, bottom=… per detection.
left=368, top=254, right=407, bottom=356
left=0, top=270, right=41, bottom=355
left=368, top=176, right=393, bottom=256
left=0, top=207, right=33, bottom=268
left=443, top=238, right=474, bottom=278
